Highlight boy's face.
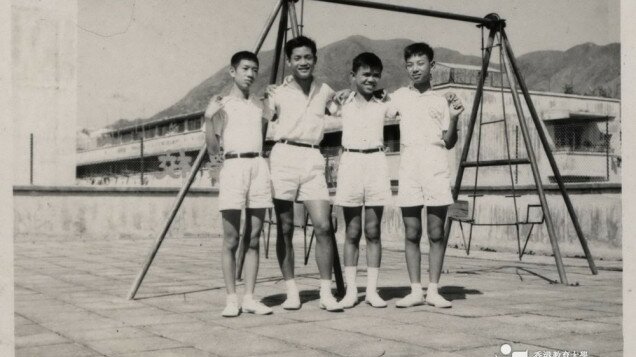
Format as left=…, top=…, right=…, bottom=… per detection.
left=287, top=46, right=316, bottom=80
left=229, top=59, right=259, bottom=91
left=405, top=53, right=434, bottom=85
left=351, top=65, right=381, bottom=96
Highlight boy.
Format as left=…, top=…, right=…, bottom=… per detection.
left=204, top=51, right=273, bottom=317
left=391, top=43, right=464, bottom=308
left=264, top=36, right=342, bottom=312
left=331, top=52, right=393, bottom=309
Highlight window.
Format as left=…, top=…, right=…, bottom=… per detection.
left=144, top=126, right=156, bottom=139
left=551, top=122, right=608, bottom=153
left=121, top=131, right=133, bottom=143
left=187, top=118, right=202, bottom=131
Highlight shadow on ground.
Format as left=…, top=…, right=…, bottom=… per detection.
left=262, top=289, right=321, bottom=307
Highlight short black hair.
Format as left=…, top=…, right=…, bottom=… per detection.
left=404, top=42, right=434, bottom=62
left=352, top=52, right=383, bottom=73
left=231, top=51, right=259, bottom=68
left=284, top=35, right=317, bottom=59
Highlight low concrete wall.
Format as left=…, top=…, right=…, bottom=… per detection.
left=14, top=183, right=621, bottom=259
left=14, top=186, right=222, bottom=241
left=362, top=183, right=621, bottom=260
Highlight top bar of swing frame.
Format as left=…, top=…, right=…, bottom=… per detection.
left=306, top=0, right=503, bottom=26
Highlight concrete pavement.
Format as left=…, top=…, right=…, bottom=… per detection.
left=14, top=233, right=622, bottom=356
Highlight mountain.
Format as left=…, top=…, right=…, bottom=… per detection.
left=516, top=42, right=620, bottom=97
left=137, top=36, right=618, bottom=125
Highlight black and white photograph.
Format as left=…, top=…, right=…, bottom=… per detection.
left=1, top=0, right=634, bottom=356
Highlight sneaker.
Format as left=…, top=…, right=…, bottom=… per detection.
left=242, top=298, right=273, bottom=315
left=281, top=291, right=301, bottom=310
left=395, top=292, right=424, bottom=308
left=425, top=292, right=452, bottom=308
left=364, top=291, right=387, bottom=308
left=340, top=291, right=359, bottom=309
left=221, top=301, right=240, bottom=317
left=319, top=295, right=344, bottom=312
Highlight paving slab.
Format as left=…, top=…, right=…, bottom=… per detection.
left=16, top=342, right=102, bottom=357
left=14, top=235, right=623, bottom=356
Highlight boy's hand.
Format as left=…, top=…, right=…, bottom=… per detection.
left=445, top=92, right=465, bottom=118
left=210, top=153, right=224, bottom=165
left=373, top=89, right=388, bottom=102
left=264, top=84, right=278, bottom=99
left=334, top=89, right=353, bottom=105
left=205, top=96, right=224, bottom=118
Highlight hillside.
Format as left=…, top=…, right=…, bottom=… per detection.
left=129, top=36, right=618, bottom=127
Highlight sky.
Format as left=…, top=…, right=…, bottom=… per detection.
left=78, top=0, right=620, bottom=130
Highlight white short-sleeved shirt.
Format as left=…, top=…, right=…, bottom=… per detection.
left=339, top=92, right=394, bottom=150
left=211, top=96, right=263, bottom=153
left=390, top=86, right=450, bottom=149
left=266, top=75, right=335, bottom=145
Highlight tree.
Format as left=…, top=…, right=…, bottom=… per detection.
left=563, top=84, right=575, bottom=94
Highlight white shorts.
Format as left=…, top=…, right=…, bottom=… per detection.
left=269, top=143, right=329, bottom=202
left=218, top=157, right=273, bottom=211
left=335, top=151, right=391, bottom=207
left=397, top=146, right=454, bottom=207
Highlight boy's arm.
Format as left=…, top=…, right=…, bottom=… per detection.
left=203, top=96, right=224, bottom=160
left=441, top=92, right=464, bottom=149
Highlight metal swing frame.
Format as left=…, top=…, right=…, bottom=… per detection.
left=127, top=0, right=596, bottom=300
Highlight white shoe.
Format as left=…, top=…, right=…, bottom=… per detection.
left=340, top=291, right=359, bottom=309
left=319, top=295, right=344, bottom=312
left=282, top=291, right=301, bottom=310
left=221, top=301, right=240, bottom=317
left=426, top=292, right=452, bottom=308
left=242, top=298, right=273, bottom=315
left=364, top=291, right=387, bottom=308
left=395, top=292, right=424, bottom=308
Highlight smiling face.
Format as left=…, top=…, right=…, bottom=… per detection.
left=287, top=46, right=316, bottom=80
left=405, top=53, right=434, bottom=85
left=229, top=59, right=259, bottom=91
left=352, top=65, right=381, bottom=97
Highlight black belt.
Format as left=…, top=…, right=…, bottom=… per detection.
left=343, top=147, right=385, bottom=154
left=278, top=139, right=320, bottom=149
left=224, top=152, right=261, bottom=159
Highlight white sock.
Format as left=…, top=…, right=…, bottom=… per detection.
left=411, top=283, right=423, bottom=295
left=428, top=283, right=439, bottom=295
left=366, top=267, right=379, bottom=293
left=243, top=294, right=253, bottom=302
left=345, top=266, right=357, bottom=293
left=226, top=293, right=238, bottom=304
left=285, top=279, right=298, bottom=294
left=320, top=279, right=333, bottom=297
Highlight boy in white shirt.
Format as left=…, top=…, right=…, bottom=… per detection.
left=204, top=51, right=273, bottom=317
left=265, top=36, right=342, bottom=312
left=332, top=52, right=393, bottom=309
left=390, top=43, right=464, bottom=309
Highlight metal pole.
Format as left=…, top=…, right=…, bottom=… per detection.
left=236, top=4, right=289, bottom=281
left=606, top=120, right=610, bottom=181
left=270, top=2, right=289, bottom=84
left=501, top=29, right=597, bottom=275
left=288, top=0, right=301, bottom=37
left=254, top=0, right=284, bottom=54
left=127, top=145, right=208, bottom=299
left=331, top=206, right=345, bottom=296
left=140, top=128, right=145, bottom=186
left=309, top=0, right=495, bottom=25
left=442, top=27, right=498, bottom=247
left=128, top=2, right=284, bottom=299
left=29, top=133, right=33, bottom=185
left=501, top=40, right=568, bottom=284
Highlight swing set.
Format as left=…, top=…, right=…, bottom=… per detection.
left=127, top=0, right=597, bottom=300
